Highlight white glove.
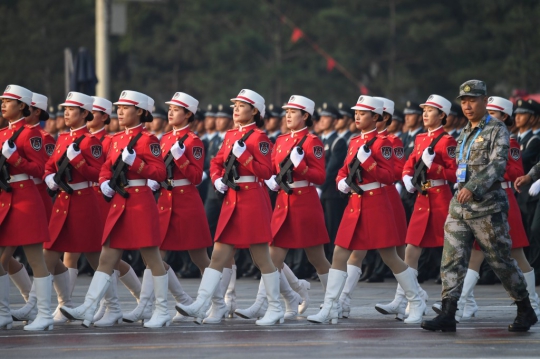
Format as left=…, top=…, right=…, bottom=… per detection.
left=100, top=180, right=115, bottom=197
left=214, top=178, right=228, bottom=193
left=170, top=141, right=185, bottom=160
left=422, top=148, right=436, bottom=169
left=395, top=182, right=403, bottom=194
left=338, top=178, right=351, bottom=194
left=66, top=143, right=81, bottom=161
left=403, top=175, right=416, bottom=193
left=290, top=147, right=304, bottom=168
left=356, top=145, right=371, bottom=163
left=316, top=187, right=323, bottom=198
left=201, top=171, right=208, bottom=182
left=45, top=174, right=59, bottom=191
left=529, top=179, right=540, bottom=196
left=232, top=140, right=246, bottom=157
left=264, top=175, right=280, bottom=191
left=147, top=179, right=161, bottom=191
left=122, top=148, right=136, bottom=166
left=2, top=141, right=16, bottom=159
left=453, top=183, right=459, bottom=190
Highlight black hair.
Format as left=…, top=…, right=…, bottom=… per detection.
left=247, top=104, right=264, bottom=128
left=383, top=112, right=392, bottom=127
left=372, top=112, right=383, bottom=122
left=98, top=111, right=111, bottom=125
left=301, top=110, right=313, bottom=127
left=17, top=100, right=31, bottom=117
left=140, top=108, right=154, bottom=123
left=76, top=107, right=94, bottom=121
left=435, top=108, right=448, bottom=126
left=32, top=106, right=50, bottom=121
left=179, top=107, right=194, bottom=123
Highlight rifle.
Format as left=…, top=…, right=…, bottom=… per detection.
left=104, top=132, right=143, bottom=202
left=47, top=135, right=86, bottom=197
left=274, top=135, right=309, bottom=194
left=216, top=129, right=255, bottom=201
left=160, top=134, right=189, bottom=190
left=0, top=126, right=25, bottom=192
left=340, top=136, right=378, bottom=198
left=411, top=132, right=445, bottom=194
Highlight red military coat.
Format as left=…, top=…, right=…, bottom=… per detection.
left=30, top=123, right=55, bottom=221
left=91, top=127, right=114, bottom=224
left=44, top=126, right=104, bottom=252
left=210, top=123, right=274, bottom=246
left=271, top=128, right=329, bottom=248
left=99, top=124, right=166, bottom=250
left=379, top=129, right=408, bottom=245
left=0, top=119, right=49, bottom=246
left=157, top=126, right=212, bottom=251
left=334, top=129, right=399, bottom=250
left=402, top=126, right=457, bottom=247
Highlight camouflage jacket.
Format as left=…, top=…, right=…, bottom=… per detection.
left=529, top=161, right=540, bottom=182
left=449, top=114, right=509, bottom=220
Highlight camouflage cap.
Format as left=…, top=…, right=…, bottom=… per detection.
left=457, top=80, right=487, bottom=99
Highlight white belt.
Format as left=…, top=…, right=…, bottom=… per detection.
left=425, top=179, right=448, bottom=188
left=8, top=174, right=30, bottom=183
left=358, top=182, right=382, bottom=191
left=171, top=179, right=191, bottom=187
left=65, top=181, right=91, bottom=191
left=288, top=180, right=312, bottom=189
left=501, top=181, right=512, bottom=189
left=235, top=176, right=257, bottom=183
left=32, top=178, right=43, bottom=185
left=125, top=179, right=147, bottom=188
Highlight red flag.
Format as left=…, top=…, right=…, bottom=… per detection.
left=360, top=85, right=369, bottom=95
left=291, top=28, right=304, bottom=43
left=326, top=57, right=336, bottom=72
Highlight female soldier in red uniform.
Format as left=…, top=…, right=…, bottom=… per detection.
left=376, top=95, right=457, bottom=323
left=0, top=85, right=53, bottom=331
left=177, top=89, right=285, bottom=326
left=307, top=96, right=425, bottom=325
left=60, top=90, right=170, bottom=328
left=236, top=95, right=330, bottom=321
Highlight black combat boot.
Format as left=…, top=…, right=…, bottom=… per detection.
left=421, top=298, right=457, bottom=332
left=508, top=297, right=538, bottom=332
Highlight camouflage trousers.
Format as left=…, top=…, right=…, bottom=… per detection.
left=440, top=211, right=528, bottom=301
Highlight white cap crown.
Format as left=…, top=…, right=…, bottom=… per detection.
left=92, top=96, right=112, bottom=115
left=61, top=92, right=94, bottom=112
left=230, top=89, right=265, bottom=118
left=114, top=90, right=153, bottom=112
left=420, top=94, right=451, bottom=116
left=373, top=97, right=395, bottom=116
left=31, top=93, right=48, bottom=111
left=351, top=96, right=384, bottom=115
left=282, top=95, right=315, bottom=116
left=165, top=92, right=199, bottom=115
left=1, top=85, right=33, bottom=106
left=487, top=96, right=513, bottom=116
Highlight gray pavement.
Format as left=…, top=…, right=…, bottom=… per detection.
left=1, top=276, right=539, bottom=358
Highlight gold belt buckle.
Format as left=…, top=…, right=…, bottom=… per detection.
left=421, top=180, right=432, bottom=191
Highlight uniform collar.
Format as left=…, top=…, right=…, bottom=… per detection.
left=30, top=123, right=40, bottom=128
left=321, top=130, right=336, bottom=140
left=173, top=124, right=190, bottom=136
left=206, top=132, right=218, bottom=140
left=361, top=128, right=377, bottom=140
left=125, top=123, right=143, bottom=135
left=238, top=122, right=256, bottom=132
left=378, top=128, right=388, bottom=136
left=427, top=126, right=444, bottom=137
left=290, top=127, right=308, bottom=138
left=518, top=129, right=531, bottom=141
left=464, top=113, right=489, bottom=133
left=408, top=127, right=422, bottom=136
left=70, top=125, right=88, bottom=137
left=91, top=127, right=106, bottom=136
left=8, top=117, right=25, bottom=130
left=533, top=128, right=540, bottom=135
left=337, top=130, right=350, bottom=138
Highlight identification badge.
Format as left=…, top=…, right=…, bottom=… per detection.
left=456, top=163, right=467, bottom=183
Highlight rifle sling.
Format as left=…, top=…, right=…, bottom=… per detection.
left=277, top=134, right=309, bottom=183
left=346, top=136, right=378, bottom=182
left=223, top=129, right=255, bottom=178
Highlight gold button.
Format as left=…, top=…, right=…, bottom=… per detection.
left=65, top=195, right=69, bottom=199
left=122, top=205, right=125, bottom=208
left=56, top=209, right=59, bottom=213
left=234, top=133, right=237, bottom=136
left=116, top=149, right=119, bottom=152
left=285, top=206, right=288, bottom=209
left=180, top=189, right=184, bottom=193
left=245, top=185, right=249, bottom=189
left=20, top=184, right=23, bottom=188
left=369, top=191, right=373, bottom=195
left=77, top=191, right=81, bottom=195
left=427, top=208, right=430, bottom=212
left=135, top=189, right=139, bottom=192
left=168, top=136, right=171, bottom=139
left=298, top=190, right=302, bottom=194
left=121, top=136, right=124, bottom=139
left=98, top=190, right=101, bottom=193
left=287, top=150, right=290, bottom=153
left=286, top=138, right=289, bottom=141
left=161, top=206, right=164, bottom=210
left=356, top=140, right=359, bottom=143
left=57, top=150, right=60, bottom=153
left=228, top=146, right=231, bottom=149
left=277, top=205, right=280, bottom=209
left=357, top=195, right=361, bottom=198
left=1, top=203, right=3, bottom=207
left=349, top=152, right=352, bottom=155
left=279, top=150, right=282, bottom=153
left=350, top=208, right=354, bottom=212
left=426, top=194, right=429, bottom=198
left=169, top=207, right=172, bottom=210
left=419, top=208, right=422, bottom=210
left=64, top=211, right=67, bottom=214
left=113, top=204, right=117, bottom=207
left=168, top=193, right=171, bottom=196
left=226, top=201, right=229, bottom=205
left=436, top=189, right=440, bottom=193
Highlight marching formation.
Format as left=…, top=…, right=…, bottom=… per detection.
left=0, top=79, right=539, bottom=335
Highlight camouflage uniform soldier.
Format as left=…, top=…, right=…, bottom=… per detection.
left=422, top=80, right=538, bottom=333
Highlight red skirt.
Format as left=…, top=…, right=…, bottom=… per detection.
left=0, top=180, right=49, bottom=246
left=103, top=186, right=162, bottom=250
left=215, top=181, right=273, bottom=247
left=45, top=187, right=103, bottom=253
left=35, top=182, right=53, bottom=222
left=93, top=186, right=111, bottom=226
left=272, top=186, right=329, bottom=249
left=158, top=185, right=213, bottom=251
left=335, top=188, right=401, bottom=250
left=405, top=185, right=452, bottom=248
left=474, top=188, right=528, bottom=250
left=385, top=185, right=407, bottom=245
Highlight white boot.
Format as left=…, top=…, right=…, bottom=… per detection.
left=307, top=269, right=347, bottom=324
left=144, top=274, right=172, bottom=328
left=60, top=271, right=111, bottom=327
left=176, top=268, right=221, bottom=324
left=123, top=269, right=154, bottom=323
left=52, top=271, right=73, bottom=324
left=279, top=270, right=302, bottom=320
left=0, top=275, right=13, bottom=330
left=282, top=263, right=310, bottom=314
left=256, top=271, right=284, bottom=326
left=405, top=269, right=428, bottom=317
left=24, top=275, right=54, bottom=331
left=224, top=265, right=237, bottom=318
left=523, top=270, right=540, bottom=318
left=119, top=266, right=141, bottom=300
left=455, top=268, right=479, bottom=322
left=375, top=283, right=407, bottom=320
left=235, top=278, right=268, bottom=319
left=168, top=267, right=194, bottom=323
left=10, top=266, right=32, bottom=302
left=94, top=270, right=123, bottom=327
left=53, top=268, right=78, bottom=321
left=395, top=267, right=426, bottom=324
left=339, top=265, right=361, bottom=318
left=203, top=268, right=233, bottom=324
left=11, top=282, right=37, bottom=322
